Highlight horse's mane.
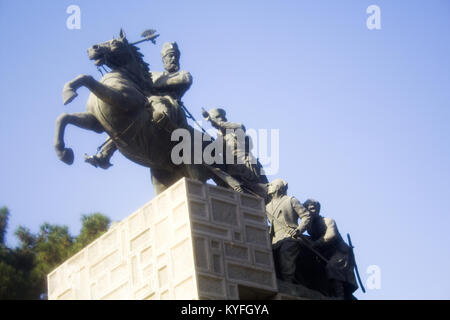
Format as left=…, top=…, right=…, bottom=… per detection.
left=127, top=42, right=151, bottom=84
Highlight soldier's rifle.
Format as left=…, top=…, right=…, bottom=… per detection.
left=347, top=233, right=366, bottom=293
left=265, top=209, right=329, bottom=264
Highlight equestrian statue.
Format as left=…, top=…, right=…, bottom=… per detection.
left=54, top=29, right=242, bottom=195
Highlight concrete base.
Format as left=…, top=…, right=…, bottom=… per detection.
left=48, top=178, right=278, bottom=300
left=47, top=178, right=331, bottom=300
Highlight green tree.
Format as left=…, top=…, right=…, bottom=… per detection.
left=0, top=208, right=111, bottom=300
left=0, top=206, right=9, bottom=245
left=72, top=213, right=111, bottom=254
left=0, top=214, right=38, bottom=299
left=0, top=246, right=33, bottom=299
left=31, top=223, right=74, bottom=297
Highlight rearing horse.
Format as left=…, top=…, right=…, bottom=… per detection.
left=54, top=29, right=241, bottom=194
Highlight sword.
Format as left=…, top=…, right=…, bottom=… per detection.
left=347, top=233, right=366, bottom=293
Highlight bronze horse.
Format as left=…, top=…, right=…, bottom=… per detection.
left=54, top=29, right=241, bottom=194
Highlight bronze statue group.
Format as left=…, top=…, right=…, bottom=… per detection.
left=200, top=108, right=360, bottom=299
left=55, top=30, right=361, bottom=300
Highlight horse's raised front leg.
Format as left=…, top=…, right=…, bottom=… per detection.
left=54, top=112, right=104, bottom=165
left=63, top=74, right=137, bottom=110
left=62, top=75, right=89, bottom=105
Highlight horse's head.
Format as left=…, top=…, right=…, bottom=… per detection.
left=87, top=29, right=134, bottom=68
left=87, top=29, right=151, bottom=90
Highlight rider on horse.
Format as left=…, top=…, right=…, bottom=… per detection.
left=85, top=41, right=192, bottom=169
left=56, top=29, right=246, bottom=195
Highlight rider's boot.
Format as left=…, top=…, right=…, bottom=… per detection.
left=84, top=139, right=117, bottom=169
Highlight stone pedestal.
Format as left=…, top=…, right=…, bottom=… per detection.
left=47, top=178, right=279, bottom=300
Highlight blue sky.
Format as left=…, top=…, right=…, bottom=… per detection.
left=0, top=0, right=449, bottom=299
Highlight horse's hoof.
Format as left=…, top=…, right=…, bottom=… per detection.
left=59, top=148, right=74, bottom=165
left=62, top=88, right=78, bottom=105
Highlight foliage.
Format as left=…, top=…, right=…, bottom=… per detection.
left=72, top=213, right=110, bottom=253
left=0, top=207, right=9, bottom=245
left=0, top=207, right=110, bottom=300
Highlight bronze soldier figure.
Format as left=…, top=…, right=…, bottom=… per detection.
left=148, top=42, right=192, bottom=131
left=202, top=107, right=269, bottom=199
left=265, top=179, right=311, bottom=283
left=303, top=199, right=358, bottom=299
